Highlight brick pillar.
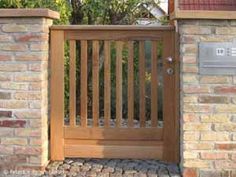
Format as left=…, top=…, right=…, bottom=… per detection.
left=178, top=19, right=236, bottom=176
left=0, top=9, right=59, bottom=170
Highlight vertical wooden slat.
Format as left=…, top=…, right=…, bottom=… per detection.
left=151, top=41, right=158, bottom=127
left=128, top=41, right=134, bottom=127
left=116, top=41, right=123, bottom=127
left=93, top=40, right=99, bottom=127
left=69, top=40, right=76, bottom=127
left=50, top=30, right=65, bottom=160
left=80, top=40, right=88, bottom=127
left=139, top=41, right=146, bottom=127
left=104, top=41, right=111, bottom=127
left=163, top=31, right=179, bottom=163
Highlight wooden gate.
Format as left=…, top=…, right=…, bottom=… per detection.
left=50, top=26, right=179, bottom=163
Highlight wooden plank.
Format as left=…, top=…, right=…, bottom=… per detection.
left=151, top=41, right=158, bottom=127
left=163, top=31, right=179, bottom=163
left=139, top=41, right=146, bottom=127
left=65, top=144, right=163, bottom=159
left=104, top=41, right=111, bottom=127
left=80, top=40, right=88, bottom=127
left=169, top=0, right=175, bottom=13
left=93, top=40, right=99, bottom=127
left=128, top=41, right=134, bottom=127
left=51, top=25, right=174, bottom=31
left=65, top=139, right=164, bottom=146
left=50, top=30, right=65, bottom=160
left=116, top=41, right=123, bottom=127
left=64, top=31, right=164, bottom=41
left=64, top=127, right=163, bottom=140
left=69, top=40, right=76, bottom=127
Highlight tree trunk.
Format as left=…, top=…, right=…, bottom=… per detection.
left=71, top=0, right=84, bottom=24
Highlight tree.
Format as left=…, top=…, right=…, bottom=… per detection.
left=0, top=0, right=71, bottom=24
left=70, top=0, right=161, bottom=25
left=71, top=0, right=84, bottom=24
left=82, top=0, right=140, bottom=24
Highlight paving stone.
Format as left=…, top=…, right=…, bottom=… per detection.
left=170, top=174, right=181, bottom=177
left=123, top=173, right=134, bottom=177
left=147, top=169, right=158, bottom=175
left=80, top=164, right=91, bottom=172
left=55, top=174, right=66, bottom=177
left=114, top=167, right=123, bottom=174
left=134, top=172, right=147, bottom=177
left=71, top=162, right=83, bottom=167
left=60, top=163, right=71, bottom=171
left=65, top=159, right=74, bottom=164
left=167, top=164, right=180, bottom=174
left=158, top=167, right=170, bottom=177
left=1, top=158, right=180, bottom=176
left=110, top=172, right=123, bottom=177
left=85, top=171, right=97, bottom=177
left=125, top=169, right=137, bottom=174
left=70, top=166, right=81, bottom=173
left=137, top=166, right=148, bottom=173
left=102, top=166, right=115, bottom=173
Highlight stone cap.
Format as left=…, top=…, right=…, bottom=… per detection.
left=0, top=8, right=60, bottom=19
left=171, top=10, right=236, bottom=20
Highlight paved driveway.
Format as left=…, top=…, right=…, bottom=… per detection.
left=44, top=158, right=181, bottom=177
left=0, top=158, right=181, bottom=177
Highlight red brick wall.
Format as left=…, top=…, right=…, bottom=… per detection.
left=179, top=0, right=236, bottom=11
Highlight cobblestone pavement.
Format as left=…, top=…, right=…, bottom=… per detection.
left=1, top=158, right=181, bottom=177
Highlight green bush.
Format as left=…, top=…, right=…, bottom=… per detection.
left=0, top=0, right=71, bottom=24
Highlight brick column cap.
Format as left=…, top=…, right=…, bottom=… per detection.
left=171, top=10, right=236, bottom=20
left=0, top=8, right=60, bottom=19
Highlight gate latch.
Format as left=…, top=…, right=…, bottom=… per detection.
left=167, top=68, right=174, bottom=75
left=166, top=57, right=174, bottom=75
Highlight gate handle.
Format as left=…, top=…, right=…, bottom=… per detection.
left=166, top=57, right=174, bottom=63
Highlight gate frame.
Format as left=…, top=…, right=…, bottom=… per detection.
left=50, top=25, right=180, bottom=163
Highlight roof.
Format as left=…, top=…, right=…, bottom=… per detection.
left=179, top=0, right=236, bottom=11
left=169, top=0, right=236, bottom=20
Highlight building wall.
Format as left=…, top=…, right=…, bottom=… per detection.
left=0, top=16, right=54, bottom=170
left=179, top=19, right=236, bottom=177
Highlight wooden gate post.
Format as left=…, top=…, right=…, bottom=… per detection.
left=163, top=31, right=180, bottom=163
left=50, top=30, right=65, bottom=160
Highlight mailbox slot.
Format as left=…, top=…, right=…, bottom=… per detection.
left=199, top=42, right=236, bottom=75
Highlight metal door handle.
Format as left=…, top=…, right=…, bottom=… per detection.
left=166, top=57, right=174, bottom=63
